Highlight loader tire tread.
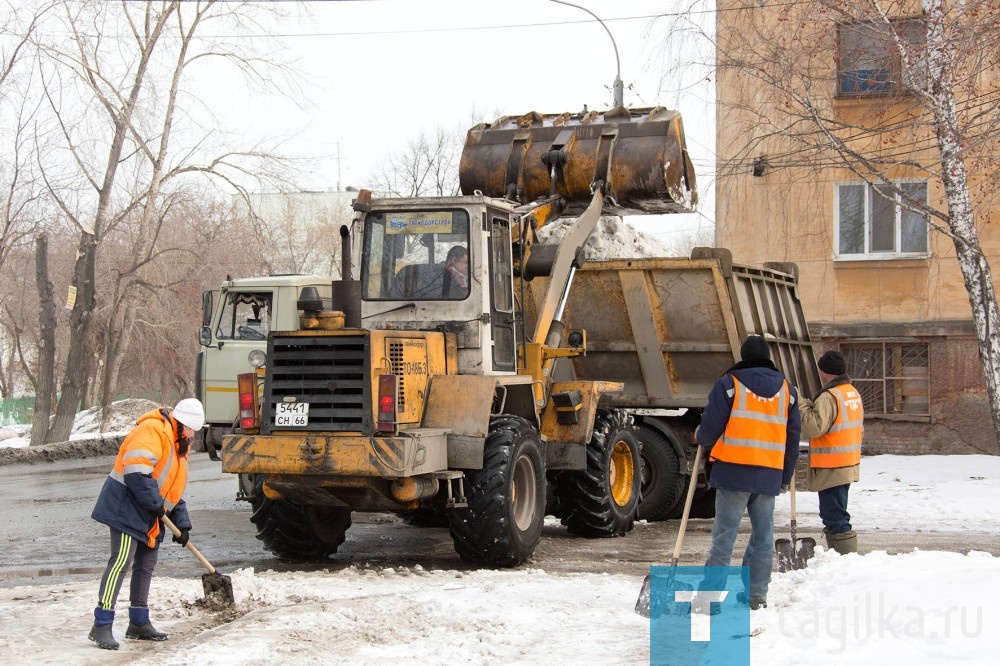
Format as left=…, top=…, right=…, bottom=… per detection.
left=249, top=474, right=352, bottom=558
left=556, top=409, right=641, bottom=538
left=448, top=415, right=545, bottom=567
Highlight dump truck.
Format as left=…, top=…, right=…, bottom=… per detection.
left=523, top=249, right=822, bottom=521
left=195, top=275, right=333, bottom=460
left=220, top=105, right=698, bottom=566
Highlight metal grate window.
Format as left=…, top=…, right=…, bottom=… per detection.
left=388, top=340, right=406, bottom=412
left=842, top=342, right=929, bottom=417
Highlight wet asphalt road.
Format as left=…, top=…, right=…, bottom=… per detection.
left=2, top=453, right=998, bottom=589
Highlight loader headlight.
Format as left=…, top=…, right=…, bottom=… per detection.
left=248, top=349, right=267, bottom=369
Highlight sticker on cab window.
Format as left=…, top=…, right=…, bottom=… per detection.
left=387, top=212, right=454, bottom=234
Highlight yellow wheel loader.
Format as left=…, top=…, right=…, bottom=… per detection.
left=221, top=106, right=697, bottom=566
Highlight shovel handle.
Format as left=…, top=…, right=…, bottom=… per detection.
left=671, top=445, right=704, bottom=564
left=789, top=479, right=797, bottom=542
left=161, top=514, right=217, bottom=575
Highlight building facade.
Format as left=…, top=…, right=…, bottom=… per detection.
left=713, top=1, right=999, bottom=454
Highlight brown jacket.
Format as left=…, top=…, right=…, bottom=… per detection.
left=799, top=377, right=861, bottom=492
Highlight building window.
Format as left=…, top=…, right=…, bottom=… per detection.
left=842, top=342, right=929, bottom=417
left=836, top=181, right=928, bottom=258
left=837, top=19, right=926, bottom=96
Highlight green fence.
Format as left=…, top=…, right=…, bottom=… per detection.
left=0, top=396, right=34, bottom=426
left=1, top=393, right=170, bottom=427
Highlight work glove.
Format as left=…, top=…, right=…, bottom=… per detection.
left=172, top=528, right=191, bottom=547
left=780, top=484, right=790, bottom=494
left=154, top=505, right=166, bottom=518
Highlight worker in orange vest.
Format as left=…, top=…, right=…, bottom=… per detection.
left=693, top=335, right=801, bottom=612
left=88, top=399, right=205, bottom=650
left=800, top=350, right=864, bottom=555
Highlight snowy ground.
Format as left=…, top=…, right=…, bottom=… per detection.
left=1, top=454, right=998, bottom=664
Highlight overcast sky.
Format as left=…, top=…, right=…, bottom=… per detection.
left=197, top=0, right=717, bottom=246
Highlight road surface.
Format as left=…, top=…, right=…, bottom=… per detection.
left=2, top=453, right=997, bottom=588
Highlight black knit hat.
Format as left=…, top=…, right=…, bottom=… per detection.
left=740, top=335, right=771, bottom=361
left=818, top=350, right=847, bottom=375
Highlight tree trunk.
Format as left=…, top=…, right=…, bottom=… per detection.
left=46, top=231, right=98, bottom=443
left=923, top=0, right=1000, bottom=452
left=30, top=234, right=56, bottom=448
left=98, top=298, right=137, bottom=431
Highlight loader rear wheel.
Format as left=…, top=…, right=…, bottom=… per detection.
left=249, top=474, right=352, bottom=558
left=448, top=415, right=545, bottom=567
left=556, top=409, right=641, bottom=537
left=636, top=424, right=685, bottom=522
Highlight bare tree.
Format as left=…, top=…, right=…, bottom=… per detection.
left=372, top=126, right=463, bottom=197
left=659, top=1, right=1000, bottom=449
left=23, top=0, right=299, bottom=440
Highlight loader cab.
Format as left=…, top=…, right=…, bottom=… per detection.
left=357, top=197, right=517, bottom=375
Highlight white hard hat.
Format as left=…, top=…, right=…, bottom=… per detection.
left=173, top=398, right=205, bottom=431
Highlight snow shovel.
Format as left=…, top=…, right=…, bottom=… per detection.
left=161, top=515, right=235, bottom=606
left=774, top=481, right=816, bottom=572
left=635, top=445, right=704, bottom=618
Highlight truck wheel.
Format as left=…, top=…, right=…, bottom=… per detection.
left=636, top=424, right=685, bottom=522
left=556, top=409, right=641, bottom=537
left=448, top=415, right=545, bottom=567
left=249, top=475, right=352, bottom=558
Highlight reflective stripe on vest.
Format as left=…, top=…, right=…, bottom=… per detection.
left=710, top=376, right=790, bottom=470
left=809, top=384, right=864, bottom=468
left=108, top=414, right=188, bottom=546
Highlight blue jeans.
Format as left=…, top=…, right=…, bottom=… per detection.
left=818, top=483, right=852, bottom=533
left=704, top=489, right=775, bottom=599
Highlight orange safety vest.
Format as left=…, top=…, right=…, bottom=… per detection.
left=109, top=410, right=189, bottom=547
left=710, top=375, right=790, bottom=470
left=809, top=384, right=864, bottom=468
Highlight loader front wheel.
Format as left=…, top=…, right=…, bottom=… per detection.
left=448, top=415, right=545, bottom=567
left=557, top=409, right=641, bottom=537
left=636, top=424, right=686, bottom=522
left=249, top=474, right=352, bottom=558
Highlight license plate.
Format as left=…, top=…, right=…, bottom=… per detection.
left=274, top=401, right=309, bottom=427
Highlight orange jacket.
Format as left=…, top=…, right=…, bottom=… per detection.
left=91, top=408, right=191, bottom=547
left=710, top=376, right=790, bottom=470
left=809, top=384, right=864, bottom=468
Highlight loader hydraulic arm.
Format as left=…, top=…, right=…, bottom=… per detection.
left=525, top=187, right=604, bottom=346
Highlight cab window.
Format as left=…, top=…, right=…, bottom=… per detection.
left=361, top=209, right=471, bottom=301
left=217, top=292, right=272, bottom=340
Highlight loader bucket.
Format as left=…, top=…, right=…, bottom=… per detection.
left=459, top=106, right=697, bottom=217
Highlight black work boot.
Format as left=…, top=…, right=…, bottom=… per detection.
left=127, top=606, right=169, bottom=640
left=88, top=623, right=119, bottom=650
left=126, top=621, right=169, bottom=641
left=736, top=591, right=767, bottom=610
left=89, top=608, right=119, bottom=650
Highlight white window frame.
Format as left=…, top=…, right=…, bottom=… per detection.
left=834, top=180, right=929, bottom=260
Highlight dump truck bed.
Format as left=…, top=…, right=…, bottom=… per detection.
left=532, top=248, right=821, bottom=406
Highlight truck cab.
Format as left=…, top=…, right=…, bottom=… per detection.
left=195, top=275, right=332, bottom=458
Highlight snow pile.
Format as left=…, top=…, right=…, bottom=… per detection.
left=537, top=216, right=673, bottom=260
left=0, top=399, right=157, bottom=451
left=67, top=398, right=158, bottom=438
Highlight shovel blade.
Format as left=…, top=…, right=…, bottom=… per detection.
left=776, top=537, right=816, bottom=572
left=795, top=537, right=817, bottom=566
left=635, top=574, right=652, bottom=618
left=202, top=572, right=235, bottom=606
left=775, top=538, right=795, bottom=573
left=635, top=570, right=694, bottom=618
